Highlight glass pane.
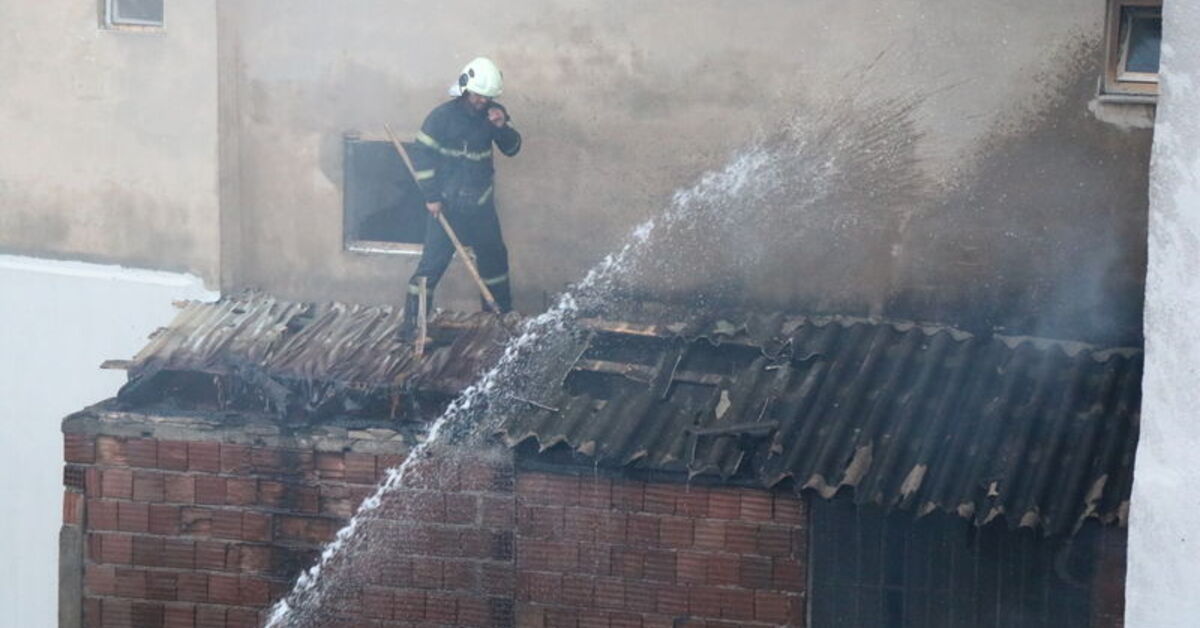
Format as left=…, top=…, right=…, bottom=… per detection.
left=114, top=0, right=164, bottom=24
left=1123, top=10, right=1162, bottom=74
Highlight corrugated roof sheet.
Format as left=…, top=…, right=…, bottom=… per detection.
left=497, top=314, right=1141, bottom=536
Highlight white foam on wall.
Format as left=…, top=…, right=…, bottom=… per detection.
left=0, top=255, right=216, bottom=628
left=1127, top=3, right=1200, bottom=627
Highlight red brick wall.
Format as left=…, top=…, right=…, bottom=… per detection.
left=513, top=472, right=808, bottom=627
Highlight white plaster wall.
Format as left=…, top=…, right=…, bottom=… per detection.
left=1127, top=3, right=1200, bottom=627
left=0, top=256, right=216, bottom=628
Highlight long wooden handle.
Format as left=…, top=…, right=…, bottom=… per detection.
left=384, top=123, right=499, bottom=312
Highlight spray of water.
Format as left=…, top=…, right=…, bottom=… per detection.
left=266, top=97, right=922, bottom=626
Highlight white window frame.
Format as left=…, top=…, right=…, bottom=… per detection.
left=104, top=0, right=164, bottom=29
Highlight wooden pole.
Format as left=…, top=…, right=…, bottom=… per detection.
left=415, top=277, right=428, bottom=358
left=384, top=123, right=500, bottom=312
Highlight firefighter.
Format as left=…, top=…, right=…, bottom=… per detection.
left=401, top=56, right=522, bottom=337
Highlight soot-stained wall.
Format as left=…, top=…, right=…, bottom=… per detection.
left=218, top=0, right=1150, bottom=345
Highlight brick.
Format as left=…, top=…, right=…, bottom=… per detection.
left=643, top=483, right=677, bottom=514
left=239, top=544, right=271, bottom=572
left=225, top=478, right=257, bottom=506
left=250, top=447, right=284, bottom=473
left=708, top=489, right=742, bottom=519
left=118, top=501, right=150, bottom=533
left=442, top=560, right=480, bottom=592
left=219, top=444, right=252, bottom=474
left=149, top=504, right=181, bottom=535
left=595, top=578, right=625, bottom=610
left=577, top=543, right=611, bottom=575
left=542, top=606, right=578, bottom=628
left=675, top=486, right=709, bottom=517
left=720, top=589, right=755, bottom=621
left=724, top=522, right=758, bottom=554
left=689, top=585, right=724, bottom=619
left=627, top=513, right=659, bottom=546
left=578, top=609, right=607, bottom=628
left=99, top=533, right=133, bottom=564
left=65, top=433, right=96, bottom=463
left=610, top=479, right=644, bottom=511
left=193, top=477, right=226, bottom=505
left=85, top=564, right=117, bottom=595
left=240, top=576, right=271, bottom=606
left=742, top=491, right=773, bottom=521
left=133, top=471, right=166, bottom=502
left=410, top=557, right=443, bottom=588
left=563, top=507, right=599, bottom=542
left=611, top=547, right=644, bottom=579
left=741, top=555, right=772, bottom=589
left=181, top=507, right=213, bottom=536
left=658, top=516, right=693, bottom=549
left=164, top=475, right=195, bottom=503
left=158, top=441, right=189, bottom=471
left=208, top=573, right=241, bottom=605
left=755, top=591, right=792, bottom=624
left=772, top=558, right=805, bottom=591
left=694, top=519, right=726, bottom=550
left=162, top=538, right=195, bottom=569
left=445, top=493, right=478, bottom=524
left=88, top=499, right=120, bottom=530
left=102, top=469, right=134, bottom=499
left=707, top=556, right=740, bottom=586
left=146, top=571, right=178, bottom=601
left=315, top=452, right=345, bottom=479
left=458, top=595, right=490, bottom=626
left=83, top=597, right=102, bottom=627
left=133, top=535, right=165, bottom=567
left=576, top=476, right=612, bottom=509
left=677, top=551, right=707, bottom=584
left=611, top=612, right=642, bottom=628
left=481, top=495, right=516, bottom=528
left=211, top=510, right=242, bottom=539
left=596, top=511, right=627, bottom=544
left=425, top=592, right=458, bottom=623
left=395, top=589, right=426, bottom=621
left=87, top=532, right=102, bottom=561
left=773, top=494, right=805, bottom=524
left=258, top=481, right=286, bottom=508
left=361, top=585, right=394, bottom=620
left=121, top=438, right=156, bottom=468
left=481, top=563, right=515, bottom=594
left=187, top=442, right=221, bottom=473
left=520, top=505, right=565, bottom=540
left=194, top=605, right=224, bottom=627
left=625, top=579, right=657, bottom=613
left=520, top=571, right=562, bottom=604
left=243, top=511, right=273, bottom=541
left=195, top=542, right=229, bottom=571
left=757, top=524, right=793, bottom=557
left=562, top=574, right=595, bottom=608
left=644, top=550, right=676, bottom=583
left=277, top=515, right=335, bottom=545
left=163, top=604, right=195, bottom=628
left=115, top=568, right=147, bottom=598
left=132, top=601, right=166, bottom=627
left=64, top=490, right=84, bottom=525
left=96, top=436, right=128, bottom=465
left=518, top=540, right=578, bottom=572
left=64, top=465, right=86, bottom=491
left=102, top=598, right=134, bottom=627
left=85, top=467, right=103, bottom=496
left=226, top=608, right=260, bottom=628
left=463, top=460, right=512, bottom=493
left=286, top=484, right=321, bottom=514
left=344, top=453, right=378, bottom=483
left=517, top=472, right=579, bottom=506
left=642, top=615, right=676, bottom=628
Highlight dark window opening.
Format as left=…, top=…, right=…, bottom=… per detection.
left=343, top=134, right=428, bottom=254
left=1101, top=0, right=1163, bottom=101
left=105, top=0, right=164, bottom=27
left=809, top=494, right=1100, bottom=627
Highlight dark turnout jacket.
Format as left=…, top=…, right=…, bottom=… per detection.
left=410, top=98, right=522, bottom=210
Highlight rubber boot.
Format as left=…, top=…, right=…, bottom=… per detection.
left=397, top=292, right=421, bottom=342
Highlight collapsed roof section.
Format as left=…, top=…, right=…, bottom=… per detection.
left=109, top=294, right=1140, bottom=536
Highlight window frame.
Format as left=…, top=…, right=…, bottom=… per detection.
left=103, top=0, right=165, bottom=29
left=342, top=131, right=427, bottom=257
left=1100, top=0, right=1163, bottom=103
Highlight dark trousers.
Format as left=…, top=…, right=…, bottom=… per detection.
left=408, top=200, right=512, bottom=312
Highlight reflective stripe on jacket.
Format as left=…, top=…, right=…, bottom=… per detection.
left=410, top=97, right=521, bottom=207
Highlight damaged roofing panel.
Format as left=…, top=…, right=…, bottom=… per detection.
left=124, top=294, right=510, bottom=394
left=497, top=315, right=1141, bottom=536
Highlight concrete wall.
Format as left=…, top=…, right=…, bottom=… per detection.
left=1127, top=3, right=1200, bottom=627
left=0, top=256, right=214, bottom=628
left=219, top=0, right=1151, bottom=345
left=0, top=1, right=220, bottom=283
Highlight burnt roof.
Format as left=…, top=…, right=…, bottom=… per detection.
left=111, top=295, right=1140, bottom=535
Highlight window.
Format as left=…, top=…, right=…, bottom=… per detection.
left=1101, top=0, right=1163, bottom=101
left=104, top=0, right=164, bottom=28
left=808, top=495, right=1101, bottom=627
left=342, top=133, right=428, bottom=255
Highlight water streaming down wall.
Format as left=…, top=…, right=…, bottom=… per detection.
left=265, top=98, right=931, bottom=626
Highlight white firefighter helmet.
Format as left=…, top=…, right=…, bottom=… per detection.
left=449, top=57, right=504, bottom=98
